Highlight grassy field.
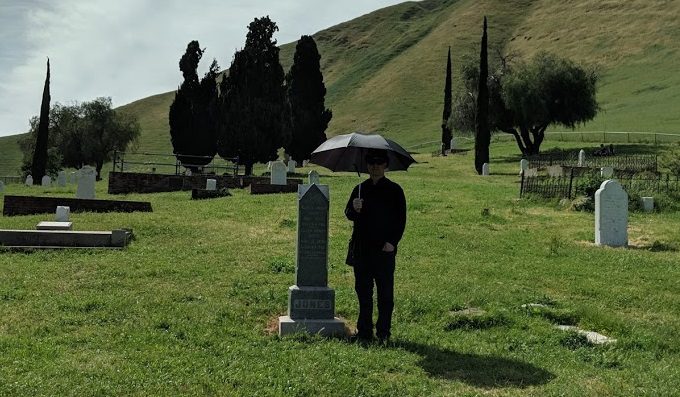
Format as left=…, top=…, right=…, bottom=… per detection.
left=1, top=140, right=679, bottom=396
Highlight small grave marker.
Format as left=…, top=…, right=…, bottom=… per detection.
left=55, top=206, right=70, bottom=222
left=482, top=163, right=489, bottom=176
left=206, top=179, right=217, bottom=191
left=41, top=175, right=51, bottom=187
left=76, top=166, right=96, bottom=199
left=578, top=149, right=586, bottom=167
left=547, top=165, right=563, bottom=177
left=57, top=171, right=67, bottom=187
left=288, top=160, right=297, bottom=174
left=641, top=197, right=654, bottom=212
left=308, top=170, right=320, bottom=185
left=270, top=161, right=287, bottom=185
left=519, top=159, right=529, bottom=175
left=600, top=166, right=614, bottom=178
left=25, top=175, right=33, bottom=186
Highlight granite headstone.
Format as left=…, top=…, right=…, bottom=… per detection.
left=270, top=161, right=287, bottom=185
left=41, top=175, right=51, bottom=187
left=76, top=166, right=96, bottom=199
left=595, top=179, right=628, bottom=247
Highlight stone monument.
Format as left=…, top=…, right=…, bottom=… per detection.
left=578, top=149, right=586, bottom=167
left=41, top=175, right=51, bottom=187
left=641, top=197, right=654, bottom=212
left=55, top=206, right=70, bottom=222
left=25, top=175, right=33, bottom=186
left=76, top=166, right=96, bottom=199
left=270, top=161, right=287, bottom=185
left=595, top=179, right=628, bottom=247
left=206, top=179, right=217, bottom=191
left=288, top=160, right=297, bottom=174
left=600, top=166, right=614, bottom=178
left=57, top=171, right=67, bottom=187
left=308, top=170, right=320, bottom=185
left=482, top=163, right=489, bottom=176
left=519, top=159, right=529, bottom=175
left=279, top=184, right=345, bottom=336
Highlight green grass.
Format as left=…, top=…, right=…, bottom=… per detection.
left=1, top=140, right=679, bottom=395
left=0, top=134, right=25, bottom=176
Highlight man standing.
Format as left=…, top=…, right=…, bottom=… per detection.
left=345, top=149, right=406, bottom=343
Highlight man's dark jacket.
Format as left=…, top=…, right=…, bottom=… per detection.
left=345, top=177, right=406, bottom=259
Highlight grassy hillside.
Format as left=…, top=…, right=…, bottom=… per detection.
left=0, top=134, right=25, bottom=176
left=1, top=0, right=679, bottom=174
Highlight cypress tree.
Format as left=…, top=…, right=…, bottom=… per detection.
left=285, top=35, right=332, bottom=163
left=474, top=17, right=490, bottom=174
left=441, top=47, right=452, bottom=153
left=31, top=58, right=51, bottom=180
left=169, top=41, right=217, bottom=170
left=217, top=16, right=291, bottom=175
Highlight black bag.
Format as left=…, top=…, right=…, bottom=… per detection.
left=345, top=235, right=358, bottom=266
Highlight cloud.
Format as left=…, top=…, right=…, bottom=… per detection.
left=0, top=0, right=404, bottom=137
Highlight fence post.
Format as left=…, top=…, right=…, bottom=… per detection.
left=113, top=150, right=118, bottom=172
left=520, top=171, right=525, bottom=198
left=568, top=168, right=574, bottom=199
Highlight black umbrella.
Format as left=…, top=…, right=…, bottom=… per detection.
left=310, top=132, right=416, bottom=174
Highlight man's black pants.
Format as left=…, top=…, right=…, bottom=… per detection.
left=354, top=250, right=395, bottom=340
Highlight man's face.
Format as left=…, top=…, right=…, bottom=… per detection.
left=367, top=158, right=387, bottom=178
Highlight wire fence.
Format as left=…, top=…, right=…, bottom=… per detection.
left=112, top=151, right=240, bottom=176
left=521, top=171, right=680, bottom=199
left=527, top=151, right=657, bottom=172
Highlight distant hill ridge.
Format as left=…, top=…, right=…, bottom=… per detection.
left=2, top=0, right=678, bottom=174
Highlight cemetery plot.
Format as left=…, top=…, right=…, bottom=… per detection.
left=3, top=195, right=152, bottom=216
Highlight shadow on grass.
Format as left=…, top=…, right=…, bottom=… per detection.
left=393, top=340, right=555, bottom=388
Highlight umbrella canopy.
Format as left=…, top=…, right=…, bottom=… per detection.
left=310, top=132, right=416, bottom=174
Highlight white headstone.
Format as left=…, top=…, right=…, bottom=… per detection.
left=0, top=180, right=4, bottom=193
left=600, top=166, right=614, bottom=178
left=288, top=160, right=297, bottom=174
left=206, top=178, right=217, bottom=191
left=76, top=165, right=96, bottom=199
left=57, top=171, right=67, bottom=187
left=547, top=165, right=564, bottom=177
left=270, top=161, right=287, bottom=185
left=308, top=170, right=320, bottom=185
left=578, top=149, right=586, bottom=167
left=641, top=197, right=654, bottom=212
left=41, top=175, right=51, bottom=187
left=482, top=163, right=489, bottom=176
left=525, top=168, right=539, bottom=177
left=519, top=159, right=529, bottom=175
left=595, top=179, right=628, bottom=247
left=450, top=138, right=455, bottom=150
left=55, top=206, right=70, bottom=222
left=25, top=175, right=33, bottom=186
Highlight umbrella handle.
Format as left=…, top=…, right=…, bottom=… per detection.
left=358, top=183, right=361, bottom=200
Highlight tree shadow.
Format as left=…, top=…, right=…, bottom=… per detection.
left=393, top=340, right=555, bottom=388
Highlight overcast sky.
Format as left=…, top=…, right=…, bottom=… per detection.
left=0, top=0, right=405, bottom=138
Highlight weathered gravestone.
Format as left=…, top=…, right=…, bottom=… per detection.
left=76, top=166, right=96, bottom=199
left=578, top=149, right=586, bottom=167
left=270, top=161, right=287, bottom=185
left=308, top=170, right=320, bottom=185
left=41, top=175, right=51, bottom=187
left=288, top=160, right=297, bottom=174
left=450, top=138, right=455, bottom=150
left=547, top=165, right=564, bottom=177
left=69, top=171, right=77, bottom=184
left=25, top=175, right=33, bottom=186
left=482, top=163, right=489, bottom=176
left=524, top=168, right=539, bottom=177
left=279, top=184, right=345, bottom=336
left=206, top=179, right=217, bottom=191
left=641, top=197, right=654, bottom=212
left=57, top=171, right=67, bottom=187
left=302, top=160, right=309, bottom=167
left=55, top=206, right=70, bottom=222
left=519, top=159, right=529, bottom=175
left=600, top=166, right=614, bottom=178
left=595, top=179, right=628, bottom=247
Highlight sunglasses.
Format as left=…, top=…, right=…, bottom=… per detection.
left=366, top=158, right=387, bottom=165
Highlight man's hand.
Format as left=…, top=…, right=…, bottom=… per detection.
left=352, top=198, right=363, bottom=213
left=382, top=242, right=395, bottom=252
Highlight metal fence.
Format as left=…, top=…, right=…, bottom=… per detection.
left=0, top=176, right=22, bottom=184
left=521, top=171, right=680, bottom=199
left=112, top=151, right=240, bottom=176
left=527, top=151, right=657, bottom=172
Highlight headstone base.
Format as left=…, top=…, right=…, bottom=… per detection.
left=36, top=221, right=72, bottom=231
left=278, top=316, right=347, bottom=337
left=288, top=285, right=335, bottom=319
